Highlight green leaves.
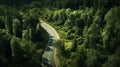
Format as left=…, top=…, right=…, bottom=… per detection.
left=12, top=18, right=22, bottom=37
left=4, top=16, right=13, bottom=34
left=10, top=36, right=22, bottom=58
left=10, top=36, right=45, bottom=67
left=102, top=54, right=120, bottom=67
left=86, top=49, right=101, bottom=67
left=103, top=6, right=120, bottom=53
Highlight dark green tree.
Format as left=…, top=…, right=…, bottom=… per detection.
left=86, top=49, right=101, bottom=67
left=0, top=16, right=5, bottom=29
left=102, top=54, right=120, bottom=67
left=10, top=36, right=23, bottom=64
left=12, top=18, right=22, bottom=37
left=103, top=6, right=120, bottom=53
left=4, top=16, right=13, bottom=34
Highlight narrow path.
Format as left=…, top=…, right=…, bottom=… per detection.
left=40, top=20, right=60, bottom=67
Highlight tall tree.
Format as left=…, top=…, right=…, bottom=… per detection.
left=4, top=16, right=13, bottom=34
left=12, top=18, right=22, bottom=37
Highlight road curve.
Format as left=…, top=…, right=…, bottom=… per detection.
left=40, top=20, right=60, bottom=39
left=40, top=20, right=60, bottom=67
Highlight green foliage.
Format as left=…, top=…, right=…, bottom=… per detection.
left=41, top=1, right=120, bottom=67
left=54, top=40, right=65, bottom=55
left=4, top=16, right=13, bottom=34
left=0, top=16, right=5, bottom=29
left=0, top=4, right=48, bottom=67
left=23, top=15, right=39, bottom=29
left=103, top=6, right=120, bottom=53
left=70, top=45, right=86, bottom=67
left=0, top=0, right=119, bottom=67
left=10, top=36, right=43, bottom=67
left=22, top=30, right=30, bottom=41
left=83, top=23, right=101, bottom=49
left=0, top=30, right=11, bottom=66
left=12, top=18, right=22, bottom=37
left=86, top=49, right=101, bottom=67
left=10, top=36, right=23, bottom=63
left=102, top=54, right=120, bottom=67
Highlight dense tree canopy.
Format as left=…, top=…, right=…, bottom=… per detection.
left=0, top=0, right=119, bottom=67
left=40, top=1, right=120, bottom=67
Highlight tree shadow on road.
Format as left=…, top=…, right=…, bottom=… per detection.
left=46, top=46, right=53, bottom=51
left=42, top=58, right=53, bottom=67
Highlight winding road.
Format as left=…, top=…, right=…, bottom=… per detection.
left=40, top=20, right=60, bottom=67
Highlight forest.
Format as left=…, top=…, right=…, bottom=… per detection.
left=0, top=0, right=120, bottom=67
